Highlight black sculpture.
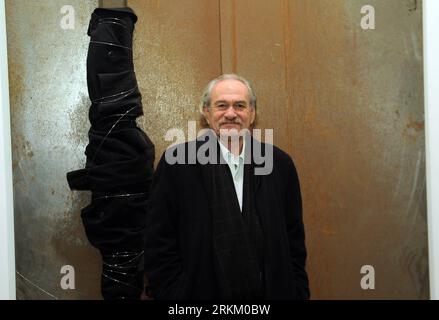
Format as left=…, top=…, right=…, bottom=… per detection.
left=67, top=7, right=155, bottom=300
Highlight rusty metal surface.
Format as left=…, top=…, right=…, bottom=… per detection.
left=128, top=0, right=222, bottom=163
left=6, top=0, right=101, bottom=299
left=100, top=0, right=127, bottom=8
left=219, top=0, right=427, bottom=299
left=6, top=0, right=221, bottom=300
left=6, top=0, right=427, bottom=299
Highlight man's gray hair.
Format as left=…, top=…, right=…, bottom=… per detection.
left=199, top=74, right=257, bottom=128
left=199, top=74, right=257, bottom=112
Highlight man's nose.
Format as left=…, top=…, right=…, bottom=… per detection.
left=224, top=105, right=237, bottom=118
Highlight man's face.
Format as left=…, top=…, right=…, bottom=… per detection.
left=203, top=79, right=256, bottom=136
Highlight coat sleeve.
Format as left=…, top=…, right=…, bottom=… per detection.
left=144, top=154, right=189, bottom=299
left=284, top=155, right=310, bottom=300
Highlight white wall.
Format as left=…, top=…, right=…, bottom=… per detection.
left=424, top=0, right=439, bottom=300
left=0, top=0, right=16, bottom=300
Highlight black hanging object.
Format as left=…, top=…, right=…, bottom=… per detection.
left=67, top=7, right=155, bottom=300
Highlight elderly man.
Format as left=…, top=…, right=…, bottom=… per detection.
left=144, top=74, right=309, bottom=300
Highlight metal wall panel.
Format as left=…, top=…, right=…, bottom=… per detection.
left=128, top=0, right=222, bottom=161
left=7, top=0, right=101, bottom=299
left=7, top=0, right=222, bottom=300
left=219, top=0, right=428, bottom=299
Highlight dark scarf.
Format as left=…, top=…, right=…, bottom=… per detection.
left=200, top=132, right=265, bottom=299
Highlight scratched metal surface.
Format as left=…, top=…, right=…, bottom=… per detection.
left=219, top=0, right=428, bottom=299
left=128, top=0, right=222, bottom=164
left=100, top=0, right=127, bottom=7
left=6, top=0, right=427, bottom=300
left=6, top=0, right=101, bottom=299
left=130, top=0, right=427, bottom=299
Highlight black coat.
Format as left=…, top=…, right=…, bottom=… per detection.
left=144, top=137, right=310, bottom=300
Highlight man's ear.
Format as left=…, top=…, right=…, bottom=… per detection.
left=250, top=108, right=256, bottom=125
left=203, top=107, right=210, bottom=124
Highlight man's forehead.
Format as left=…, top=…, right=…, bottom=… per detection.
left=212, top=79, right=248, bottom=92
left=211, top=80, right=249, bottom=99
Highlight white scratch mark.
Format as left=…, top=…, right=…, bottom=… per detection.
left=393, top=142, right=406, bottom=201
left=406, top=150, right=423, bottom=217
left=16, top=271, right=58, bottom=300
left=411, top=31, right=421, bottom=62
